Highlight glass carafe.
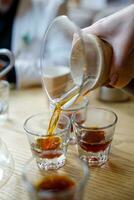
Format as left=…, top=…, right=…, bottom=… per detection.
left=40, top=15, right=101, bottom=108
left=40, top=15, right=134, bottom=108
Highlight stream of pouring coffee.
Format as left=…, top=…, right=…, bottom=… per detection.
left=47, top=33, right=93, bottom=135
left=47, top=74, right=94, bottom=135
left=47, top=86, right=81, bottom=135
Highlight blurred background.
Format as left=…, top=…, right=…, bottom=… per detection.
left=0, top=0, right=133, bottom=90
left=57, top=0, right=134, bottom=27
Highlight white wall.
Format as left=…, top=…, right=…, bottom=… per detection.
left=81, top=0, right=107, bottom=9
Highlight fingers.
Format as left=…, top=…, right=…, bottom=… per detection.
left=81, top=5, right=134, bottom=88
left=82, top=18, right=108, bottom=37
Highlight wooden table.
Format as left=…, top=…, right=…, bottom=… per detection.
left=0, top=88, right=134, bottom=200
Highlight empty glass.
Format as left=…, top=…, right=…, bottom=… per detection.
left=22, top=151, right=89, bottom=200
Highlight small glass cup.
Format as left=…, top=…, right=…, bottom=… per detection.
left=24, top=113, right=70, bottom=170
left=73, top=106, right=118, bottom=166
left=0, top=80, right=9, bottom=122
left=22, top=151, right=89, bottom=200
left=0, top=138, right=14, bottom=188
left=62, top=96, right=89, bottom=144
left=50, top=96, right=89, bottom=144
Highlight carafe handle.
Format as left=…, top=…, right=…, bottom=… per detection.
left=0, top=49, right=14, bottom=79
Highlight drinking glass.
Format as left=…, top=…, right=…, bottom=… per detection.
left=41, top=15, right=111, bottom=110
left=22, top=151, right=89, bottom=200
left=50, top=96, right=89, bottom=144
left=63, top=96, right=89, bottom=144
left=73, top=106, right=118, bottom=166
left=0, top=80, right=9, bottom=122
left=0, top=138, right=14, bottom=188
left=0, top=49, right=14, bottom=187
left=24, top=113, right=70, bottom=170
left=40, top=15, right=89, bottom=108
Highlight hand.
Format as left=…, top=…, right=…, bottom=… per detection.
left=82, top=5, right=134, bottom=88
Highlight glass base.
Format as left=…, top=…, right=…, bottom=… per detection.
left=0, top=103, right=8, bottom=123
left=36, top=154, right=66, bottom=170
left=69, top=133, right=77, bottom=145
left=0, top=113, right=8, bottom=124
left=80, top=154, right=108, bottom=167
left=79, top=145, right=111, bottom=167
left=0, top=140, right=14, bottom=188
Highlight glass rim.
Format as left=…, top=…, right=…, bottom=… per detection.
left=23, top=112, right=71, bottom=137
left=62, top=96, right=89, bottom=112
left=0, top=80, right=9, bottom=89
left=22, top=152, right=89, bottom=198
left=50, top=96, right=89, bottom=112
left=73, top=106, right=118, bottom=130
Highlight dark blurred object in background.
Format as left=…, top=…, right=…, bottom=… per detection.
left=98, top=87, right=129, bottom=102
left=107, top=0, right=132, bottom=3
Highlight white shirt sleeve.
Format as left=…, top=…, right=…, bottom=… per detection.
left=15, top=59, right=41, bottom=89
left=12, top=0, right=63, bottom=89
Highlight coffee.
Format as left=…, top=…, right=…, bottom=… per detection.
left=78, top=129, right=112, bottom=153
left=35, top=174, right=75, bottom=200
left=32, top=136, right=62, bottom=159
